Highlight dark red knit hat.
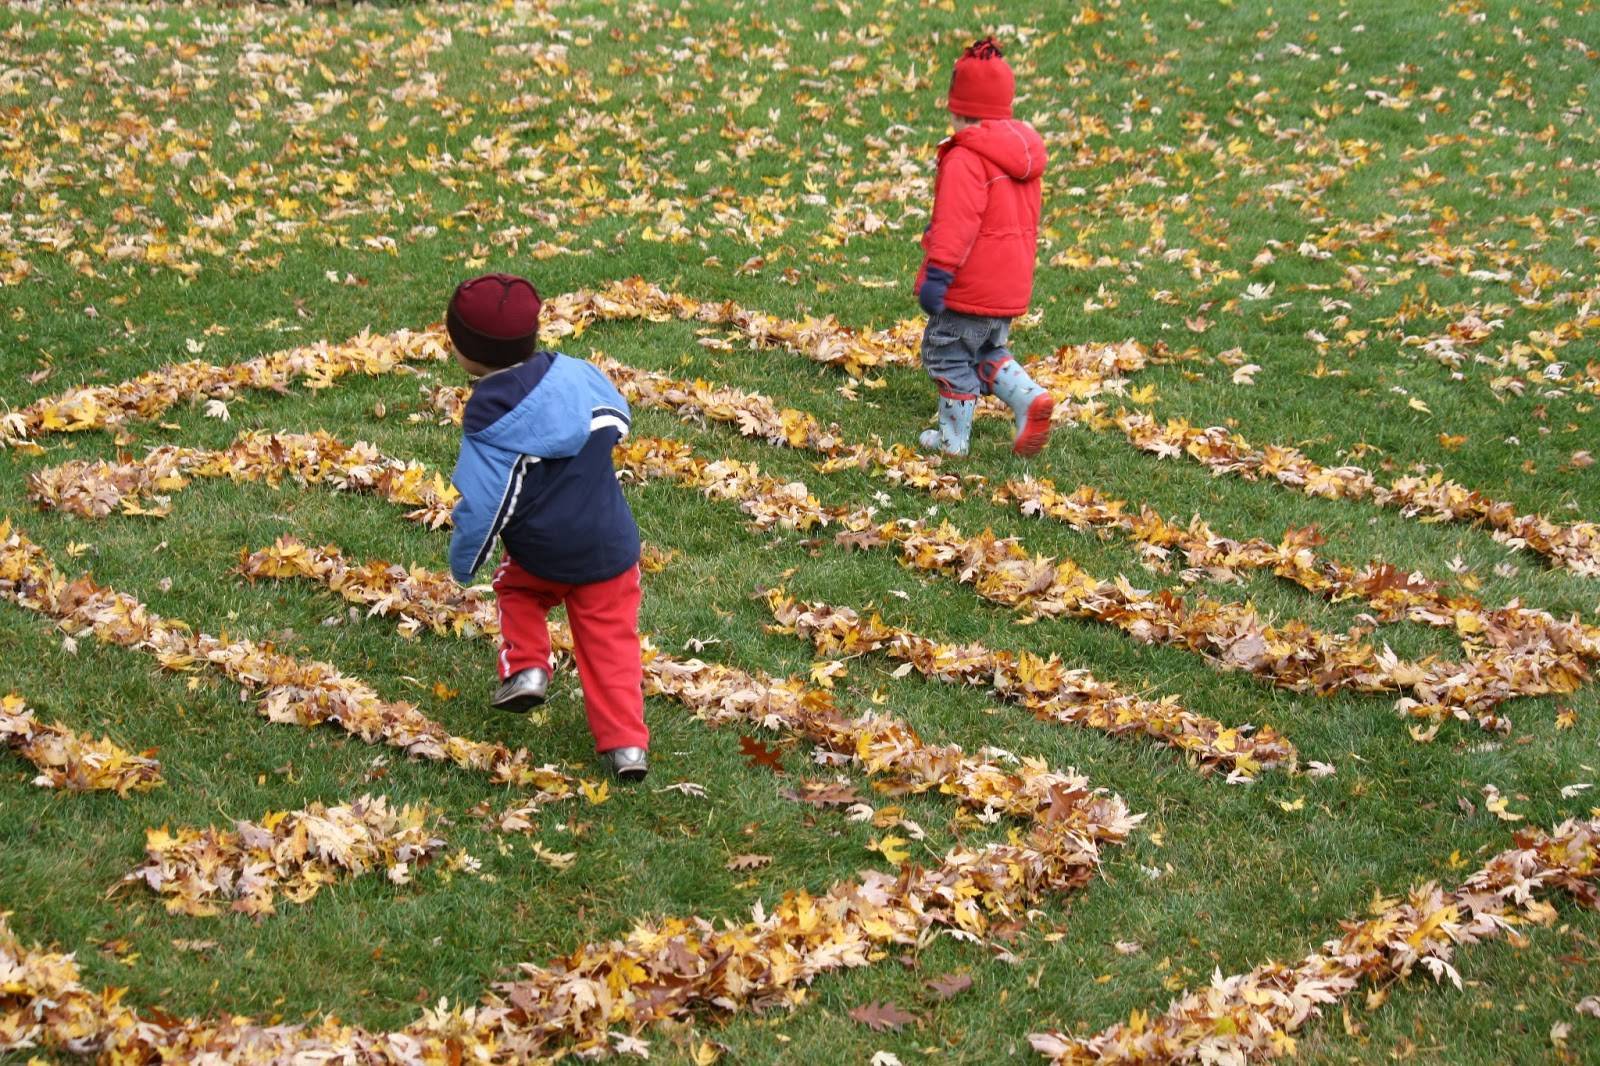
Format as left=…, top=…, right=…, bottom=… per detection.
left=947, top=37, right=1014, bottom=121
left=445, top=273, right=542, bottom=368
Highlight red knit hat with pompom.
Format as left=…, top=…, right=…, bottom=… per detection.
left=947, top=37, right=1014, bottom=121
left=446, top=273, right=542, bottom=368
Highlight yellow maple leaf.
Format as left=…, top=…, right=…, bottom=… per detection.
left=869, top=835, right=909, bottom=864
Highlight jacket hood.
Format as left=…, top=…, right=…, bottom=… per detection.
left=469, top=355, right=599, bottom=460
left=946, top=119, right=1047, bottom=181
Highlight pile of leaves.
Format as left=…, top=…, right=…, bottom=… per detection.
left=420, top=341, right=1597, bottom=738
left=239, top=537, right=1116, bottom=823
left=614, top=436, right=844, bottom=532
left=1118, top=411, right=1600, bottom=577
left=9, top=539, right=1144, bottom=1059
left=31, top=428, right=830, bottom=536
left=426, top=352, right=972, bottom=503
left=998, top=476, right=1597, bottom=647
left=424, top=343, right=1156, bottom=500
left=1, top=765, right=1135, bottom=1060
left=0, top=520, right=582, bottom=793
left=1030, top=817, right=1600, bottom=1064
left=551, top=276, right=925, bottom=379
left=4, top=276, right=930, bottom=449
left=767, top=592, right=1296, bottom=777
left=118, top=795, right=445, bottom=917
left=997, top=478, right=1600, bottom=732
left=41, top=411, right=1587, bottom=737
left=8, top=816, right=1597, bottom=1061
left=29, top=430, right=459, bottom=529
left=0, top=693, right=163, bottom=795
left=1, top=329, right=449, bottom=448
left=835, top=514, right=1589, bottom=733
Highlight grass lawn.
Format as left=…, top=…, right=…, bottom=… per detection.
left=2, top=0, right=1599, bottom=1062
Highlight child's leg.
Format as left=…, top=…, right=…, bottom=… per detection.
left=976, top=320, right=1054, bottom=456
left=490, top=555, right=566, bottom=680
left=562, top=564, right=649, bottom=752
left=918, top=311, right=980, bottom=456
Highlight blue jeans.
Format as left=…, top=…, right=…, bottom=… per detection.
left=920, top=309, right=1015, bottom=400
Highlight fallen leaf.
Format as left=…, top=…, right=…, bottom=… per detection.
left=653, top=781, right=708, bottom=798
left=738, top=735, right=785, bottom=773
left=924, top=972, right=974, bottom=1000
left=848, top=1001, right=917, bottom=1032
left=781, top=780, right=862, bottom=808
left=869, top=835, right=910, bottom=864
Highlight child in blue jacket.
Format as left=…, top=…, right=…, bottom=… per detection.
left=445, top=273, right=648, bottom=780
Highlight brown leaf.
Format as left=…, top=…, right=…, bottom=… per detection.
left=725, top=853, right=772, bottom=871
left=781, top=780, right=863, bottom=807
left=924, top=973, right=973, bottom=1001
left=738, top=735, right=785, bottom=773
left=848, top=1001, right=918, bottom=1032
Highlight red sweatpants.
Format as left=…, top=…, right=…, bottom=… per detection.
left=491, top=555, right=649, bottom=753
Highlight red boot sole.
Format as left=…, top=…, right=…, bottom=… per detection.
left=1012, top=393, right=1055, bottom=456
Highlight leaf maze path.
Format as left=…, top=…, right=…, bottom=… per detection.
left=0, top=523, right=1139, bottom=1058
left=9, top=278, right=1598, bottom=576
left=27, top=426, right=1300, bottom=770
left=30, top=349, right=1599, bottom=739
left=4, top=285, right=1600, bottom=1060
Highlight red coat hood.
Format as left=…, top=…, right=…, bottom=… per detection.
left=940, top=119, right=1047, bottom=181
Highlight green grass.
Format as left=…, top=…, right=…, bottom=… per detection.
left=3, top=0, right=1599, bottom=1062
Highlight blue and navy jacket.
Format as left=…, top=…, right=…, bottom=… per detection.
left=448, top=352, right=640, bottom=586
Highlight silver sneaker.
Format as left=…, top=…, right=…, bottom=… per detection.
left=490, top=668, right=549, bottom=713
left=602, top=746, right=649, bottom=781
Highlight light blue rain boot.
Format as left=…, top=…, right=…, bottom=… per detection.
left=918, top=396, right=975, bottom=456
left=987, top=359, right=1055, bottom=456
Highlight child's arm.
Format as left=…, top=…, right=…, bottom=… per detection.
left=447, top=436, right=533, bottom=585
left=919, top=149, right=990, bottom=311
left=583, top=360, right=633, bottom=438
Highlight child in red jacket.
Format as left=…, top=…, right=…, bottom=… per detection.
left=914, top=38, right=1053, bottom=457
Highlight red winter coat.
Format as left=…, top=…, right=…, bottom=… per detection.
left=915, top=119, right=1048, bottom=319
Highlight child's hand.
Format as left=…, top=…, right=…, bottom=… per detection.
left=918, top=266, right=954, bottom=314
